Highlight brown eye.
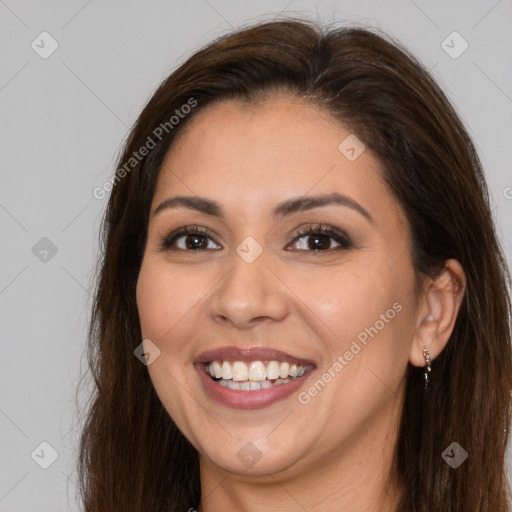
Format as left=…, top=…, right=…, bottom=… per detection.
left=290, top=224, right=352, bottom=251
left=161, top=226, right=221, bottom=251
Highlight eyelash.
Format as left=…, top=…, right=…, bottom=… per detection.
left=160, top=223, right=353, bottom=252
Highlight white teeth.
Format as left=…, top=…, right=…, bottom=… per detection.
left=209, top=362, right=222, bottom=379
left=279, top=362, right=290, bottom=379
left=206, top=359, right=308, bottom=382
left=289, top=364, right=305, bottom=377
left=216, top=376, right=297, bottom=390
left=221, top=361, right=232, bottom=380
left=232, top=361, right=248, bottom=381
left=248, top=361, right=266, bottom=381
left=212, top=361, right=222, bottom=379
left=266, top=360, right=280, bottom=379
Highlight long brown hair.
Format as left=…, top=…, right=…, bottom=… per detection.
left=77, top=18, right=512, bottom=511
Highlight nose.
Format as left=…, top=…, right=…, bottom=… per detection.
left=207, top=249, right=288, bottom=330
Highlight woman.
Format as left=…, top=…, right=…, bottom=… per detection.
left=77, top=18, right=512, bottom=511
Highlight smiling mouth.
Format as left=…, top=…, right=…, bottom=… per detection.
left=204, top=359, right=314, bottom=391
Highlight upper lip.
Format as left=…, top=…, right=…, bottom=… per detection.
left=194, top=346, right=316, bottom=367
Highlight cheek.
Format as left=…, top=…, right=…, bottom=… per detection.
left=136, top=261, right=202, bottom=429
left=136, top=260, right=185, bottom=341
left=136, top=259, right=214, bottom=347
left=293, top=262, right=397, bottom=335
left=136, top=263, right=166, bottom=339
left=293, top=257, right=415, bottom=374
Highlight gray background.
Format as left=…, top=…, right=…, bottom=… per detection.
left=1, top=1, right=511, bottom=510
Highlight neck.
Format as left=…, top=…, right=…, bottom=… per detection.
left=197, top=391, right=405, bottom=512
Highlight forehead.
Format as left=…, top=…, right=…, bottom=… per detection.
left=152, top=95, right=402, bottom=228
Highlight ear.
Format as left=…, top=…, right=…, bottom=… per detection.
left=409, top=259, right=466, bottom=367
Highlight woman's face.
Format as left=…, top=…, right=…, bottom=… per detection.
left=136, top=95, right=421, bottom=478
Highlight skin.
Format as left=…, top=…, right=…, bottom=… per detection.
left=136, top=94, right=466, bottom=511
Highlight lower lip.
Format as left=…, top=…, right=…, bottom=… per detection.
left=195, top=364, right=314, bottom=410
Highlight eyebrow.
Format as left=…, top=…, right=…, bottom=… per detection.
left=153, top=192, right=374, bottom=224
